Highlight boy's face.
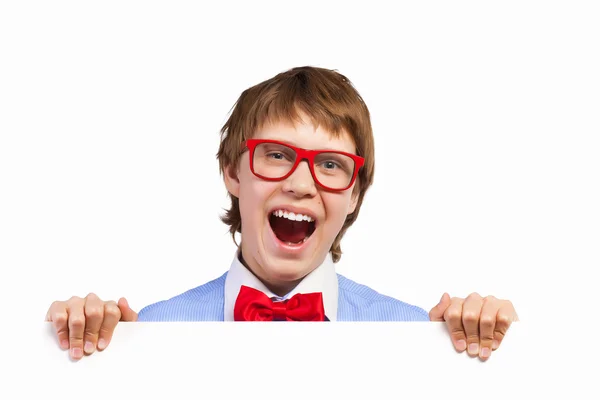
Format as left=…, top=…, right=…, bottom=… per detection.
left=224, top=114, right=359, bottom=295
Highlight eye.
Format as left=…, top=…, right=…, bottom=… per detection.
left=267, top=152, right=285, bottom=160
left=322, top=161, right=340, bottom=170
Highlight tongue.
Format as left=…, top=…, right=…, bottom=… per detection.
left=270, top=217, right=309, bottom=244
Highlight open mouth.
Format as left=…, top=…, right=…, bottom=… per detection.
left=268, top=209, right=317, bottom=245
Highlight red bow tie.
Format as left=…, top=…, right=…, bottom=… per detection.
left=233, top=285, right=326, bottom=321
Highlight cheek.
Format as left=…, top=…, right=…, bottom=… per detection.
left=238, top=176, right=278, bottom=222
left=322, top=192, right=354, bottom=228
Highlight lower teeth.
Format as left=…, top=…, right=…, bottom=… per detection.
left=285, top=236, right=308, bottom=245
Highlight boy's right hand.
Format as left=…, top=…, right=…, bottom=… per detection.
left=45, top=294, right=138, bottom=360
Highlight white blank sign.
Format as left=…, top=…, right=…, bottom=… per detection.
left=8, top=321, right=580, bottom=399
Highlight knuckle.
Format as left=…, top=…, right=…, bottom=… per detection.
left=85, top=306, right=103, bottom=319
left=466, top=292, right=481, bottom=300
left=69, top=315, right=85, bottom=330
left=448, top=326, right=465, bottom=338
left=53, top=311, right=69, bottom=324
left=50, top=300, right=63, bottom=309
left=480, top=316, right=495, bottom=329
left=462, top=311, right=479, bottom=323
left=450, top=326, right=465, bottom=336
left=99, top=325, right=115, bottom=337
left=497, top=313, right=513, bottom=326
left=444, top=309, right=461, bottom=321
left=452, top=332, right=467, bottom=341
left=84, top=330, right=98, bottom=341
left=104, top=303, right=121, bottom=319
left=86, top=292, right=100, bottom=301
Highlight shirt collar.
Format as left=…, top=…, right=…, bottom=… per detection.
left=223, top=251, right=338, bottom=321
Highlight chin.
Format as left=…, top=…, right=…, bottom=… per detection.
left=262, top=261, right=311, bottom=282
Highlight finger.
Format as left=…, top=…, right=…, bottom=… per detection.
left=83, top=293, right=104, bottom=355
left=97, top=301, right=121, bottom=351
left=428, top=293, right=451, bottom=321
left=47, top=301, right=70, bottom=350
left=462, top=292, right=484, bottom=357
left=443, top=297, right=466, bottom=352
left=118, top=297, right=138, bottom=322
left=478, top=296, right=498, bottom=360
left=67, top=296, right=86, bottom=360
left=493, top=301, right=517, bottom=350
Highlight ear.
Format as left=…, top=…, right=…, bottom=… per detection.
left=223, top=164, right=240, bottom=198
left=347, top=189, right=359, bottom=215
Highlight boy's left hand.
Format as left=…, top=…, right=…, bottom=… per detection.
left=428, top=293, right=518, bottom=361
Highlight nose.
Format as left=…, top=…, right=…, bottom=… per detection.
left=282, top=160, right=318, bottom=197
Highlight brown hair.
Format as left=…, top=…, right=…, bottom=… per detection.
left=217, top=66, right=375, bottom=262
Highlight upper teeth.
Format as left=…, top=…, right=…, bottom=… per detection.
left=272, top=209, right=314, bottom=222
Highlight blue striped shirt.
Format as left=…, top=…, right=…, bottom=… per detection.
left=138, top=272, right=430, bottom=322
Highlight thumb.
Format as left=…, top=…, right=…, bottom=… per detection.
left=118, top=297, right=138, bottom=321
left=428, top=293, right=451, bottom=321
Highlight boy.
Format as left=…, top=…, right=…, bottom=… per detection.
left=46, top=66, right=517, bottom=361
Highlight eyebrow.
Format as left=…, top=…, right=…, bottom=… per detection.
left=265, top=138, right=356, bottom=154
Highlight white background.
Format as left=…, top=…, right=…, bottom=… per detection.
left=1, top=1, right=598, bottom=398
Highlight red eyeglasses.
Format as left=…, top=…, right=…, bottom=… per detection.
left=241, top=139, right=365, bottom=191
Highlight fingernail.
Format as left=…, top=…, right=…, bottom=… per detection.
left=84, top=341, right=95, bottom=354
left=60, top=339, right=69, bottom=350
left=97, top=338, right=107, bottom=350
left=456, top=340, right=467, bottom=351
left=468, top=343, right=479, bottom=355
left=480, top=347, right=491, bottom=358
left=492, top=340, right=499, bottom=350
left=71, top=347, right=83, bottom=359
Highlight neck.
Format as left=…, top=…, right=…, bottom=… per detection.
left=238, top=250, right=301, bottom=297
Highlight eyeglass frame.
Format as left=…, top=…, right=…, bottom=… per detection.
left=240, top=139, right=365, bottom=192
